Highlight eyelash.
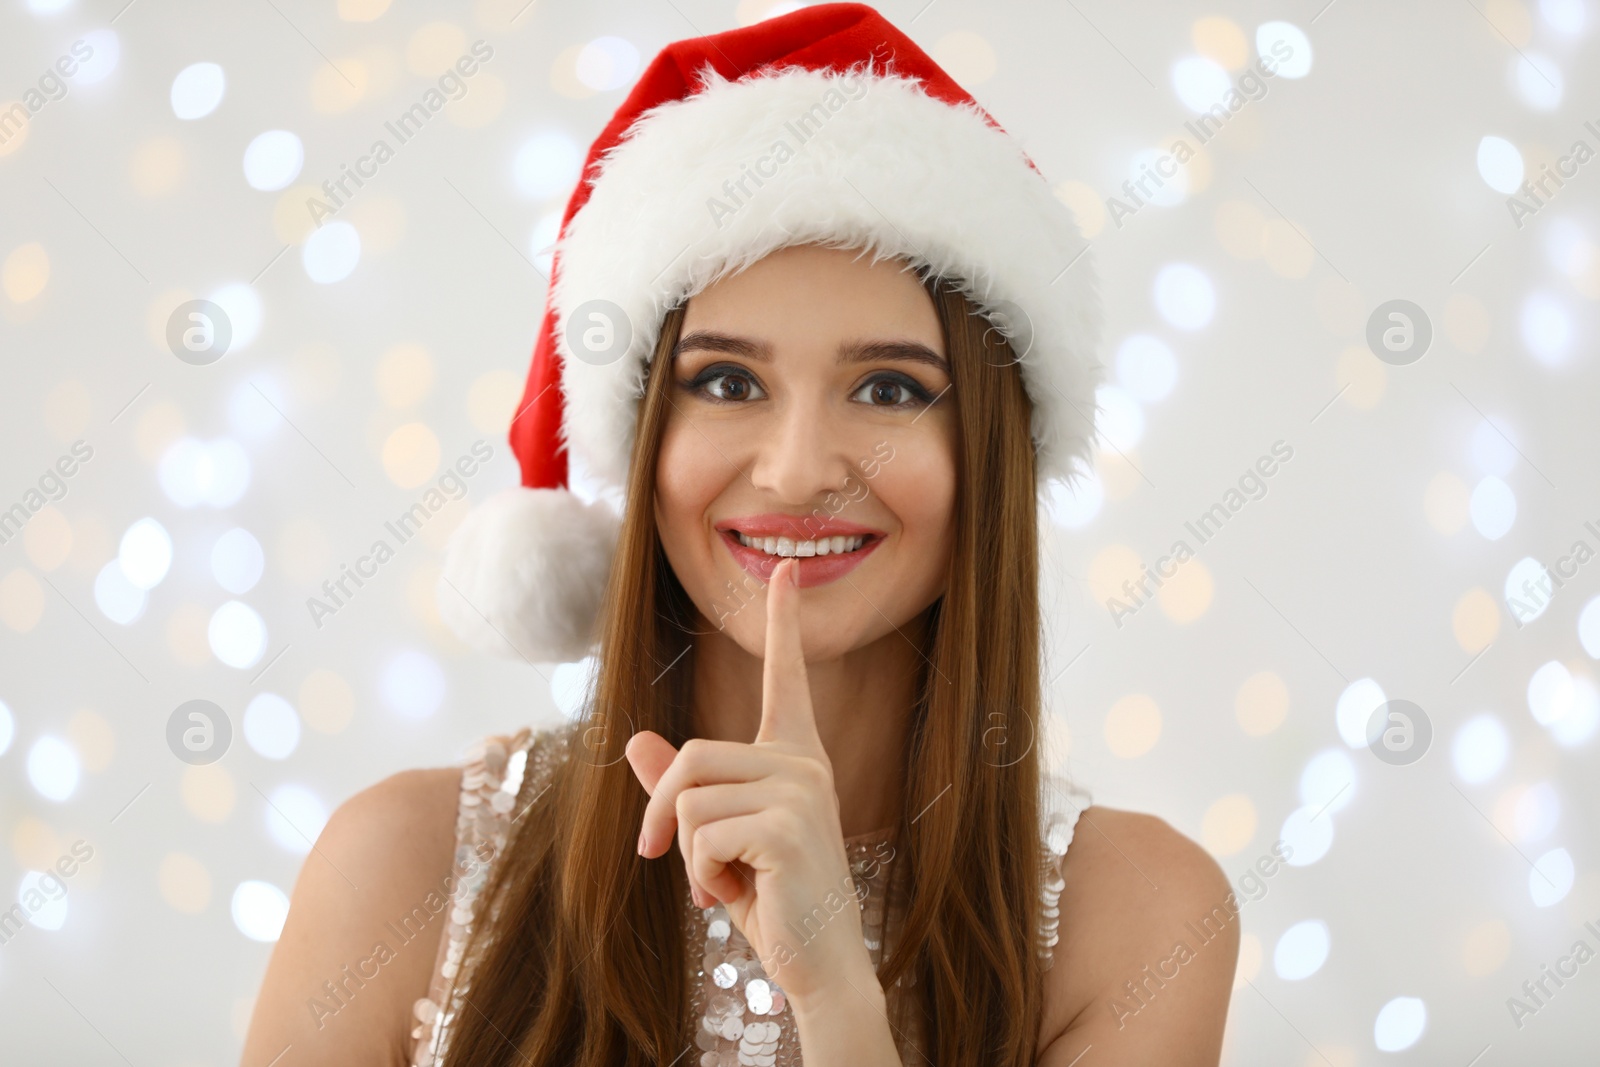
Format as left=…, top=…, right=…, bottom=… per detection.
left=679, top=363, right=937, bottom=410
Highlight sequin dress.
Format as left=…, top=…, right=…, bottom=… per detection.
left=409, top=726, right=1089, bottom=1067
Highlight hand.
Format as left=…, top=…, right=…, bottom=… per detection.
left=625, top=558, right=874, bottom=1008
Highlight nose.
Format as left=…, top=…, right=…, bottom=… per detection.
left=746, top=390, right=857, bottom=508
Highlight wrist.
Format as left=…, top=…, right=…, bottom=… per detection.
left=790, top=954, right=887, bottom=1021
left=789, top=960, right=902, bottom=1067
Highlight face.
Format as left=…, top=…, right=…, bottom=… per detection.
left=654, top=244, right=958, bottom=663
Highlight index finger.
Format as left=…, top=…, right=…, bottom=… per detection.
left=755, top=558, right=820, bottom=749
left=624, top=730, right=678, bottom=796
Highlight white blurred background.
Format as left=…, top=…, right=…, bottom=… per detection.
left=1, top=0, right=1597, bottom=1063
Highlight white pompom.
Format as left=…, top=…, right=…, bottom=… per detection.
left=437, top=487, right=621, bottom=664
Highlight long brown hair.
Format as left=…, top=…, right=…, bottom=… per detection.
left=443, top=264, right=1047, bottom=1066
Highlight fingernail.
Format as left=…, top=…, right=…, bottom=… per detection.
left=637, top=832, right=646, bottom=856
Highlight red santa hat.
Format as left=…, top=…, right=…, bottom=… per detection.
left=439, top=2, right=1103, bottom=664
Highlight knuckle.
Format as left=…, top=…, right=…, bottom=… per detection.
left=800, top=757, right=833, bottom=791
left=679, top=737, right=710, bottom=766
left=691, top=823, right=722, bottom=857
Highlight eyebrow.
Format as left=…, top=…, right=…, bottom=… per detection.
left=672, top=330, right=949, bottom=373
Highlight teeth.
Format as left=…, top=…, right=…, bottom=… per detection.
left=735, top=531, right=867, bottom=557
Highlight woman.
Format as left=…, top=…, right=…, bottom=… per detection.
left=242, top=7, right=1237, bottom=1066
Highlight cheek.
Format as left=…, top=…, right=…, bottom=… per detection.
left=654, top=420, right=728, bottom=582
left=872, top=440, right=957, bottom=580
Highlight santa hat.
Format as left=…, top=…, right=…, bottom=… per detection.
left=438, top=2, right=1103, bottom=664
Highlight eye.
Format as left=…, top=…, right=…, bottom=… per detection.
left=682, top=364, right=767, bottom=404
left=852, top=372, right=935, bottom=410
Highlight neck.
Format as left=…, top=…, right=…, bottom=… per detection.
left=687, top=612, right=928, bottom=840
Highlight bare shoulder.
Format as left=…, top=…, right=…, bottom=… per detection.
left=239, top=766, right=462, bottom=1067
left=1037, top=806, right=1238, bottom=1067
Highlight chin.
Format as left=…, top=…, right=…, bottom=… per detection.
left=714, top=558, right=933, bottom=663
left=738, top=601, right=880, bottom=662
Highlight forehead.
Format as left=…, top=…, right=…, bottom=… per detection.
left=679, top=244, right=944, bottom=353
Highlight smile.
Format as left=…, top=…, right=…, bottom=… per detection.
left=714, top=515, right=886, bottom=588
left=733, top=531, right=869, bottom=556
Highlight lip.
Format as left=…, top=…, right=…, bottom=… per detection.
left=714, top=513, right=886, bottom=540
left=714, top=514, right=886, bottom=589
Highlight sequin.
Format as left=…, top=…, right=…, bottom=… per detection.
left=408, top=724, right=566, bottom=1067
left=410, top=725, right=1091, bottom=1067
left=680, top=824, right=909, bottom=1065
left=745, top=978, right=772, bottom=1015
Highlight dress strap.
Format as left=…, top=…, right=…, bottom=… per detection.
left=1038, top=771, right=1092, bottom=970
left=409, top=725, right=569, bottom=1067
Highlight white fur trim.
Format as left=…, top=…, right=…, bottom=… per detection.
left=438, top=487, right=620, bottom=663
left=553, top=63, right=1104, bottom=492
